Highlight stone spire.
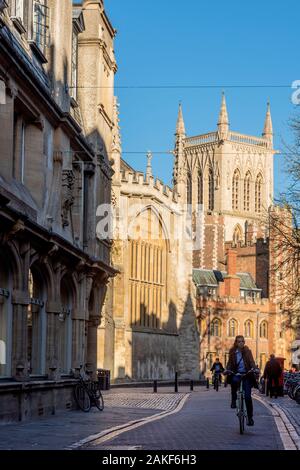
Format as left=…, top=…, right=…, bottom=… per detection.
left=176, top=103, right=186, bottom=136
left=146, top=151, right=153, bottom=179
left=217, top=92, right=229, bottom=140
left=262, top=101, right=273, bottom=146
left=173, top=103, right=186, bottom=195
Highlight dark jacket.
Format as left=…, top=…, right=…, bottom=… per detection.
left=263, top=358, right=282, bottom=379
left=226, top=346, right=256, bottom=386
left=210, top=362, right=224, bottom=373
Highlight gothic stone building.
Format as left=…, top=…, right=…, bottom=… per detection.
left=0, top=0, right=118, bottom=421
left=102, top=93, right=294, bottom=383
left=177, top=95, right=294, bottom=373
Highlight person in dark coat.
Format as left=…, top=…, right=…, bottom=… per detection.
left=263, top=354, right=282, bottom=398
left=210, top=357, right=224, bottom=384
left=225, top=335, right=258, bottom=426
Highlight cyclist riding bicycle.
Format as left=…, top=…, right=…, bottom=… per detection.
left=210, top=357, right=224, bottom=385
left=224, top=335, right=259, bottom=426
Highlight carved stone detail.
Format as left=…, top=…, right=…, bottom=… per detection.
left=61, top=170, right=75, bottom=228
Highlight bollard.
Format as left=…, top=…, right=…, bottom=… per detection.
left=206, top=377, right=209, bottom=389
left=153, top=380, right=157, bottom=393
left=175, top=372, right=178, bottom=393
left=190, top=380, right=194, bottom=391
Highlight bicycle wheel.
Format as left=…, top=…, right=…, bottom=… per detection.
left=239, top=396, right=245, bottom=434
left=93, top=390, right=104, bottom=411
left=74, top=383, right=91, bottom=412
left=294, top=386, right=300, bottom=404
left=215, top=378, right=219, bottom=392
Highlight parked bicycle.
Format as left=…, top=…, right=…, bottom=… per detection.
left=74, top=372, right=104, bottom=412
left=284, top=372, right=300, bottom=404
left=226, top=368, right=256, bottom=434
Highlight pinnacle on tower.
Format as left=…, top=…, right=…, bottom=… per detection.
left=263, top=101, right=273, bottom=143
left=176, top=103, right=186, bottom=135
left=146, top=150, right=153, bottom=178
left=217, top=92, right=229, bottom=139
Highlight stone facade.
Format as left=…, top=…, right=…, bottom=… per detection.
left=101, top=94, right=295, bottom=383
left=0, top=0, right=117, bottom=421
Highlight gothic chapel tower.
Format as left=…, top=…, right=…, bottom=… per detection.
left=173, top=95, right=276, bottom=270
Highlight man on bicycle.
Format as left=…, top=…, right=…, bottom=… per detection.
left=225, top=335, right=259, bottom=426
left=210, top=357, right=224, bottom=385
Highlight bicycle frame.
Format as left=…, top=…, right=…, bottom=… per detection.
left=236, top=377, right=247, bottom=434
left=74, top=373, right=104, bottom=412
left=226, top=368, right=256, bottom=434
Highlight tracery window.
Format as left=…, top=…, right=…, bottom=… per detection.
left=255, top=174, right=263, bottom=213
left=232, top=169, right=240, bottom=210
left=244, top=171, right=251, bottom=211
left=259, top=321, right=268, bottom=339
left=128, top=210, right=167, bottom=330
left=228, top=318, right=238, bottom=337
left=198, top=168, right=203, bottom=206
left=244, top=319, right=253, bottom=338
left=208, top=168, right=214, bottom=211
left=233, top=225, right=243, bottom=245
left=186, top=172, right=192, bottom=212
left=210, top=318, right=221, bottom=337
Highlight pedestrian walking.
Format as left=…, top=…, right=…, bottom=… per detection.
left=263, top=354, right=282, bottom=398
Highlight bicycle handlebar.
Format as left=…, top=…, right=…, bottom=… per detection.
left=224, top=367, right=258, bottom=377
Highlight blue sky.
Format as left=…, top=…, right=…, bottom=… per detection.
left=82, top=1, right=300, bottom=197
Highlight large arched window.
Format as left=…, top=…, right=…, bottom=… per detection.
left=233, top=224, right=243, bottom=245
left=129, top=208, right=168, bottom=330
left=244, top=171, right=251, bottom=211
left=210, top=318, right=221, bottom=337
left=244, top=319, right=253, bottom=338
left=208, top=168, right=214, bottom=211
left=259, top=320, right=268, bottom=339
left=255, top=174, right=263, bottom=213
left=198, top=168, right=203, bottom=206
left=228, top=318, right=238, bottom=337
left=232, top=169, right=240, bottom=210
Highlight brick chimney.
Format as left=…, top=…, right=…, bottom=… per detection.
left=224, top=249, right=240, bottom=297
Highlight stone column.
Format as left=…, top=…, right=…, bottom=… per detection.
left=86, top=316, right=100, bottom=380
left=45, top=301, right=61, bottom=380
left=11, top=290, right=30, bottom=381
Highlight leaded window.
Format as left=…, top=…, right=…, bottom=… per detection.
left=232, top=169, right=240, bottom=210
left=208, top=168, right=214, bottom=211
left=210, top=318, right=221, bottom=337
left=198, top=168, right=203, bottom=206
left=244, top=319, right=253, bottom=338
left=33, top=0, right=49, bottom=52
left=71, top=28, right=78, bottom=101
left=255, top=174, right=263, bottom=213
left=228, top=318, right=237, bottom=337
left=260, top=321, right=268, bottom=339
left=244, top=171, right=251, bottom=211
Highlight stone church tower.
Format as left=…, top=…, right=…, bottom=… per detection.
left=173, top=94, right=275, bottom=269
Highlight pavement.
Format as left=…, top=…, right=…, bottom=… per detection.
left=0, top=385, right=299, bottom=450
left=0, top=387, right=187, bottom=450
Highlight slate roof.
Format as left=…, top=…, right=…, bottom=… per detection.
left=192, top=269, right=260, bottom=291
